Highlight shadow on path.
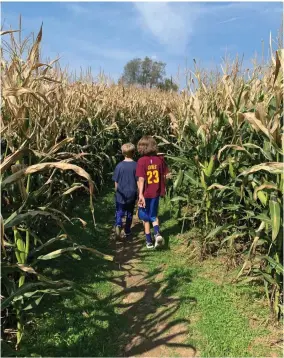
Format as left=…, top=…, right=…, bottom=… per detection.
left=113, top=219, right=197, bottom=357
left=22, top=191, right=196, bottom=357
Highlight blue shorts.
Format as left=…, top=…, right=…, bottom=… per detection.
left=138, top=197, right=159, bottom=223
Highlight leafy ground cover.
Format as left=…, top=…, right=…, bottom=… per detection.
left=20, top=190, right=282, bottom=357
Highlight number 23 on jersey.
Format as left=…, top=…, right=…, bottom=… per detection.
left=147, top=170, right=159, bottom=184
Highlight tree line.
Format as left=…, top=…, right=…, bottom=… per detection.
left=119, top=56, right=178, bottom=92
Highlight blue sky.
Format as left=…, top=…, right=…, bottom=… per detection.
left=1, top=1, right=283, bottom=85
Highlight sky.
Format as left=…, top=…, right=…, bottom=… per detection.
left=1, top=1, right=283, bottom=86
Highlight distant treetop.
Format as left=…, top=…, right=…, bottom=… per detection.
left=119, top=56, right=178, bottom=92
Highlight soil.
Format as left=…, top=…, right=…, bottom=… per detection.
left=114, top=221, right=197, bottom=358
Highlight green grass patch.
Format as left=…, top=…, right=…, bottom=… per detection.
left=20, top=191, right=281, bottom=357
left=20, top=189, right=127, bottom=357
left=139, top=196, right=281, bottom=357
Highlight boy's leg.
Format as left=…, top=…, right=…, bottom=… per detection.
left=149, top=197, right=160, bottom=231
left=124, top=201, right=135, bottom=236
left=144, top=221, right=151, bottom=234
left=152, top=217, right=160, bottom=235
left=115, top=202, right=124, bottom=238
left=144, top=221, right=153, bottom=248
left=138, top=199, right=153, bottom=248
left=149, top=197, right=164, bottom=248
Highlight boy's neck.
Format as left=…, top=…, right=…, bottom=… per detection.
left=123, top=157, right=133, bottom=162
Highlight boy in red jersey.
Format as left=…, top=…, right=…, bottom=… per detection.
left=136, top=136, right=169, bottom=248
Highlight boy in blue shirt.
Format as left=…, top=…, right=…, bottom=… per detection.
left=112, top=143, right=137, bottom=239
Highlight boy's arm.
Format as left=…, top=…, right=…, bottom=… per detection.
left=138, top=177, right=145, bottom=208
left=136, top=160, right=146, bottom=208
left=114, top=182, right=118, bottom=191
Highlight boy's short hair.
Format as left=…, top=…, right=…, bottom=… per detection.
left=121, top=143, right=135, bottom=157
left=137, top=136, right=157, bottom=156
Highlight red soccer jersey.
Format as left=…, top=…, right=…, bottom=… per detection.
left=136, top=155, right=169, bottom=198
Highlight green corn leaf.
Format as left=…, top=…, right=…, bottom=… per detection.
left=200, top=171, right=207, bottom=189
left=13, top=228, right=26, bottom=264
left=173, top=169, right=184, bottom=191
left=165, top=155, right=195, bottom=167
left=221, top=232, right=245, bottom=246
left=184, top=171, right=199, bottom=186
left=37, top=245, right=113, bottom=261
left=29, top=234, right=68, bottom=256
left=69, top=252, right=81, bottom=260
left=255, top=239, right=266, bottom=247
left=264, top=256, right=284, bottom=275
left=259, top=271, right=278, bottom=285
left=228, top=157, right=236, bottom=179
left=5, top=210, right=60, bottom=229
left=257, top=190, right=268, bottom=206
left=22, top=296, right=44, bottom=311
left=243, top=143, right=273, bottom=161
left=3, top=201, right=28, bottom=228
left=254, top=213, right=271, bottom=225
left=1, top=282, right=47, bottom=310
left=239, top=162, right=284, bottom=176
left=223, top=204, right=241, bottom=210
left=236, top=276, right=262, bottom=285
left=269, top=195, right=281, bottom=241
left=37, top=247, right=81, bottom=260
left=205, top=224, right=232, bottom=239
left=204, top=155, right=215, bottom=177
left=170, top=196, right=188, bottom=202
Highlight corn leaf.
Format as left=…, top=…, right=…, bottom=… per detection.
left=269, top=195, right=281, bottom=241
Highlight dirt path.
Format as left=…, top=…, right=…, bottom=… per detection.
left=114, top=221, right=197, bottom=358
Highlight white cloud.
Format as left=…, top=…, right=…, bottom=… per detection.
left=134, top=2, right=197, bottom=54
left=3, top=1, right=282, bottom=78
left=133, top=2, right=276, bottom=55
left=66, top=3, right=89, bottom=16
left=218, top=17, right=241, bottom=25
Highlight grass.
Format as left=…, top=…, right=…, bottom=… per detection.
left=20, top=188, right=126, bottom=357
left=20, top=190, right=281, bottom=357
left=139, top=196, right=282, bottom=357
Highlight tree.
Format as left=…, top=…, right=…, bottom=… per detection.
left=149, top=59, right=166, bottom=88
left=120, top=58, right=142, bottom=85
left=157, top=77, right=179, bottom=92
left=120, top=57, right=166, bottom=88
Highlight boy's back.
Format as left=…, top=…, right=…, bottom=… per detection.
left=113, top=161, right=137, bottom=204
left=136, top=155, right=167, bottom=198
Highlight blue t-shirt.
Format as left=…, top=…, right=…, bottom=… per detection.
left=112, top=161, right=137, bottom=204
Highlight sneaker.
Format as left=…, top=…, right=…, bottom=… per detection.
left=146, top=239, right=154, bottom=249
left=154, top=233, right=164, bottom=248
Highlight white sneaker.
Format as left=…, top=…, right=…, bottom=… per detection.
left=146, top=240, right=154, bottom=249
left=154, top=234, right=164, bottom=248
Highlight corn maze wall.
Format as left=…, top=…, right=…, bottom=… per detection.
left=1, top=26, right=283, bottom=352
